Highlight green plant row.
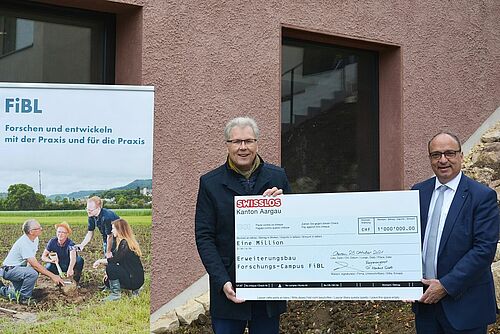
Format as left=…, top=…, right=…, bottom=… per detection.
left=0, top=215, right=152, bottom=226
left=0, top=208, right=152, bottom=217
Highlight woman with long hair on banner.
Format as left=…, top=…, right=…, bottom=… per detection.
left=93, top=218, right=144, bottom=301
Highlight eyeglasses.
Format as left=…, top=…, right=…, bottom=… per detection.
left=31, top=227, right=42, bottom=231
left=429, top=150, right=461, bottom=160
left=226, top=139, right=257, bottom=146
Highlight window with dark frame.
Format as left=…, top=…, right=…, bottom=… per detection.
left=281, top=37, right=379, bottom=193
left=0, top=0, right=115, bottom=84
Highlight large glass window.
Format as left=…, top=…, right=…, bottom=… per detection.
left=282, top=38, right=379, bottom=193
left=0, top=1, right=115, bottom=83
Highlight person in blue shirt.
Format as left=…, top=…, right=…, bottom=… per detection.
left=75, top=196, right=119, bottom=258
left=41, top=222, right=84, bottom=283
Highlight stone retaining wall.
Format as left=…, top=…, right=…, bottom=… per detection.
left=465, top=122, right=500, bottom=306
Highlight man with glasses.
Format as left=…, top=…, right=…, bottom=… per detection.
left=412, top=132, right=500, bottom=333
left=195, top=116, right=291, bottom=334
left=75, top=196, right=119, bottom=258
left=0, top=219, right=65, bottom=304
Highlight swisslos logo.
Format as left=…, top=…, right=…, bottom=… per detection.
left=236, top=198, right=282, bottom=208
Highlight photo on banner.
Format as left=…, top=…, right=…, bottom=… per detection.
left=0, top=83, right=154, bottom=332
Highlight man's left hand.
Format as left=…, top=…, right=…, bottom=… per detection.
left=93, top=259, right=104, bottom=269
left=419, top=278, right=447, bottom=304
left=263, top=187, right=283, bottom=197
left=105, top=252, right=113, bottom=259
left=223, top=282, right=245, bottom=304
left=67, top=268, right=74, bottom=277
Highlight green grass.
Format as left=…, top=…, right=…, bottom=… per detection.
left=0, top=209, right=151, bottom=226
left=0, top=275, right=151, bottom=334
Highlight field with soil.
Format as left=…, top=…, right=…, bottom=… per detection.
left=174, top=301, right=416, bottom=334
left=0, top=209, right=151, bottom=333
left=176, top=300, right=500, bottom=334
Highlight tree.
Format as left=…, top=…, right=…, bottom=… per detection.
left=35, top=193, right=45, bottom=209
left=117, top=197, right=128, bottom=207
left=5, top=184, right=45, bottom=210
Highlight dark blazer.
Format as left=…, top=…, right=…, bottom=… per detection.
left=195, top=160, right=291, bottom=320
left=412, top=174, right=500, bottom=330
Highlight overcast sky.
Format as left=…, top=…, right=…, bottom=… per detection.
left=0, top=84, right=154, bottom=196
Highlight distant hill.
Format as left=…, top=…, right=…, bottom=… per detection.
left=110, top=179, right=152, bottom=191
left=49, top=190, right=102, bottom=200
left=48, top=179, right=152, bottom=200
left=0, top=192, right=7, bottom=199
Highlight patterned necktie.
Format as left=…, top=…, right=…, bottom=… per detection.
left=424, top=185, right=447, bottom=279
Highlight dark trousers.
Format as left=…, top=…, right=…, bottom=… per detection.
left=45, top=256, right=84, bottom=282
left=105, top=262, right=141, bottom=290
left=415, top=302, right=487, bottom=334
left=211, top=302, right=280, bottom=334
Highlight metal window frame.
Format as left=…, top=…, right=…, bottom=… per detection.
left=0, top=0, right=115, bottom=84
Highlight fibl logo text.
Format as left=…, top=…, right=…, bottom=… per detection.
left=5, top=98, right=43, bottom=113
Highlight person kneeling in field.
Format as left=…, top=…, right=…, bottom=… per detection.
left=41, top=222, right=84, bottom=284
left=93, top=218, right=144, bottom=301
left=0, top=219, right=65, bottom=304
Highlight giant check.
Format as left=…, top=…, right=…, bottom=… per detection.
left=235, top=191, right=423, bottom=300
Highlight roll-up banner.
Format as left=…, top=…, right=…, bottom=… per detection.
left=0, top=83, right=154, bottom=200
left=0, top=83, right=153, bottom=318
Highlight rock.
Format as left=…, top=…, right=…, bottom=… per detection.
left=198, top=313, right=209, bottom=325
left=12, top=312, right=37, bottom=323
left=175, top=299, right=205, bottom=325
left=490, top=179, right=500, bottom=202
left=150, top=310, right=179, bottom=333
left=483, top=142, right=500, bottom=154
left=490, top=179, right=500, bottom=188
left=495, top=243, right=500, bottom=262
left=491, top=261, right=500, bottom=307
left=469, top=146, right=483, bottom=165
left=195, top=291, right=210, bottom=312
left=481, top=123, right=500, bottom=143
left=474, top=143, right=500, bottom=173
left=464, top=166, right=495, bottom=185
